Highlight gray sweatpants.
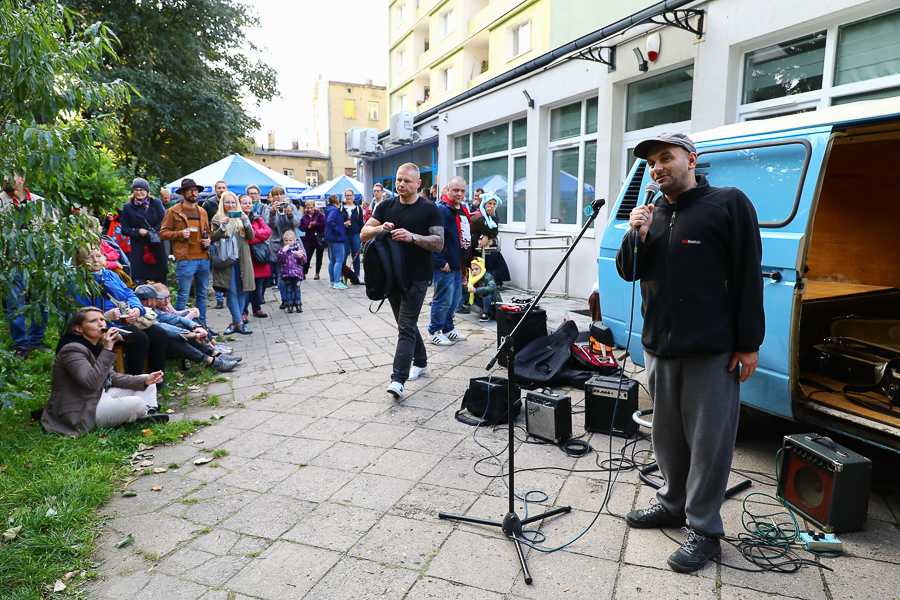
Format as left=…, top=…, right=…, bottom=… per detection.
left=644, top=350, right=740, bottom=538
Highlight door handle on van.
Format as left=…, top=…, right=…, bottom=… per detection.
left=762, top=271, right=782, bottom=283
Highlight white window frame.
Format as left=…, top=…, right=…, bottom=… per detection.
left=738, top=6, right=900, bottom=121
left=395, top=49, right=407, bottom=74
left=367, top=101, right=379, bottom=121
left=546, top=98, right=599, bottom=232
left=283, top=168, right=294, bottom=178
left=439, top=9, right=454, bottom=39
left=453, top=118, right=528, bottom=228
left=441, top=66, right=454, bottom=93
left=395, top=3, right=406, bottom=28
left=511, top=20, right=531, bottom=59
left=305, top=170, right=319, bottom=187
left=398, top=94, right=408, bottom=112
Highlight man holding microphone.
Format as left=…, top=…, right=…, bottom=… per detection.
left=615, top=133, right=765, bottom=573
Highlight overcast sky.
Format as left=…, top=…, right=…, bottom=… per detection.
left=245, top=0, right=388, bottom=150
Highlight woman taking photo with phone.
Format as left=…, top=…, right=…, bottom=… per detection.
left=210, top=192, right=255, bottom=335
left=40, top=307, right=163, bottom=437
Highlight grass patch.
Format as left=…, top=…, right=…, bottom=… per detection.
left=251, top=390, right=268, bottom=401
left=168, top=463, right=179, bottom=469
left=212, top=449, right=229, bottom=459
left=202, top=395, right=220, bottom=407
left=0, top=321, right=208, bottom=599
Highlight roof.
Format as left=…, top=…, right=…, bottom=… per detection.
left=247, top=146, right=330, bottom=160
left=692, top=97, right=900, bottom=143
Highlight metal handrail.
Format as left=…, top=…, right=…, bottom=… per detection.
left=514, top=234, right=574, bottom=297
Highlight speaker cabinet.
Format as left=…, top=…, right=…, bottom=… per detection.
left=584, top=375, right=638, bottom=438
left=525, top=389, right=571, bottom=444
left=777, top=434, right=871, bottom=533
left=496, top=308, right=547, bottom=367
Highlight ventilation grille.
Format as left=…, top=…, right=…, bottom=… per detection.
left=615, top=162, right=647, bottom=221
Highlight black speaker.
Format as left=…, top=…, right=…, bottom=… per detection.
left=525, top=389, right=571, bottom=444
left=496, top=308, right=547, bottom=367
left=584, top=375, right=638, bottom=438
left=777, top=434, right=871, bottom=533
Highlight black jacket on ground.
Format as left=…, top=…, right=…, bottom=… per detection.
left=616, top=176, right=765, bottom=358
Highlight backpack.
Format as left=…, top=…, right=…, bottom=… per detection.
left=210, top=232, right=240, bottom=268
left=363, top=230, right=408, bottom=311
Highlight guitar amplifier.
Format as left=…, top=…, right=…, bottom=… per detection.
left=525, top=389, right=571, bottom=444
left=777, top=434, right=871, bottom=533
left=584, top=374, right=638, bottom=438
left=496, top=308, right=547, bottom=367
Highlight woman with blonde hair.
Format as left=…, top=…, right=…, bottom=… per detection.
left=210, top=191, right=255, bottom=334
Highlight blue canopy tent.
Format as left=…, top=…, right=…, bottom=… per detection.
left=299, top=175, right=365, bottom=204
left=165, top=154, right=309, bottom=199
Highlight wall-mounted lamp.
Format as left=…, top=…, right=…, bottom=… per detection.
left=523, top=90, right=534, bottom=109
left=442, top=113, right=448, bottom=122
left=633, top=47, right=649, bottom=72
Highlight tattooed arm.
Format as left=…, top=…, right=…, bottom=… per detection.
left=391, top=225, right=444, bottom=252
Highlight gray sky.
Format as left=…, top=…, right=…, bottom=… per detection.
left=245, top=0, right=388, bottom=150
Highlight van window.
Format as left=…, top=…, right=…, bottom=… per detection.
left=696, top=140, right=812, bottom=227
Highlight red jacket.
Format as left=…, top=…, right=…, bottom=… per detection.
left=247, top=214, right=272, bottom=278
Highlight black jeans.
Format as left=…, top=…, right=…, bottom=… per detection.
left=119, top=323, right=168, bottom=375
left=387, top=281, right=428, bottom=384
left=167, top=336, right=216, bottom=364
left=303, top=242, right=324, bottom=276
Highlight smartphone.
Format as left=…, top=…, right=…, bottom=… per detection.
left=228, top=211, right=242, bottom=218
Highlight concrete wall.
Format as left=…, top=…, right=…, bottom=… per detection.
left=548, top=0, right=647, bottom=48
left=314, top=81, right=389, bottom=179
left=243, top=154, right=330, bottom=188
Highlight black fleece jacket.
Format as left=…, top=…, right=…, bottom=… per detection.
left=616, top=176, right=765, bottom=358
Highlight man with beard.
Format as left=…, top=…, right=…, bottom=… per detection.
left=428, top=176, right=471, bottom=346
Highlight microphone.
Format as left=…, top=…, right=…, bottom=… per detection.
left=634, top=182, right=659, bottom=247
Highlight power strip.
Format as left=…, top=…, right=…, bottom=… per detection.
left=798, top=530, right=842, bottom=552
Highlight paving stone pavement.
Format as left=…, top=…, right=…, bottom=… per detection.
left=89, top=275, right=900, bottom=600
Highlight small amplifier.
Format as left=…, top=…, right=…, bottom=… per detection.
left=777, top=433, right=871, bottom=533
left=525, top=389, right=571, bottom=444
left=584, top=374, right=638, bottom=438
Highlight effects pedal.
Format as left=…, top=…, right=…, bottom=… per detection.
left=798, top=530, right=842, bottom=552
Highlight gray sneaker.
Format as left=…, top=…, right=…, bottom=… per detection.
left=625, top=502, right=686, bottom=529
left=667, top=528, right=721, bottom=573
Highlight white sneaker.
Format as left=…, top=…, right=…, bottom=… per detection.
left=386, top=381, right=404, bottom=398
left=408, top=365, right=428, bottom=381
left=445, top=330, right=467, bottom=342
left=430, top=332, right=453, bottom=346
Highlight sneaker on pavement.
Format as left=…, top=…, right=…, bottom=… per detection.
left=429, top=332, right=453, bottom=346
left=457, top=305, right=471, bottom=314
left=223, top=323, right=236, bottom=335
left=408, top=365, right=428, bottom=381
left=479, top=314, right=490, bottom=322
left=235, top=323, right=253, bottom=335
left=445, top=330, right=467, bottom=342
left=386, top=381, right=404, bottom=398
left=210, top=356, right=237, bottom=372
left=334, top=282, right=349, bottom=290
left=253, top=310, right=268, bottom=318
left=667, top=528, right=721, bottom=573
left=625, top=503, right=686, bottom=529
left=215, top=300, right=224, bottom=309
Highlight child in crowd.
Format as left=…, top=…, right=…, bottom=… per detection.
left=277, top=229, right=306, bottom=313
left=467, top=257, right=502, bottom=322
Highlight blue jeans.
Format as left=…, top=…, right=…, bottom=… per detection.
left=225, top=262, right=248, bottom=324
left=215, top=290, right=224, bottom=304
left=270, top=260, right=286, bottom=300
left=328, top=242, right=346, bottom=284
left=243, top=277, right=267, bottom=314
left=5, top=276, right=48, bottom=348
left=282, top=277, right=301, bottom=305
left=345, top=233, right=361, bottom=276
left=429, top=269, right=462, bottom=335
left=174, top=259, right=210, bottom=325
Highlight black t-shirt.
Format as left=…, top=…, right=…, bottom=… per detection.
left=372, top=196, right=443, bottom=282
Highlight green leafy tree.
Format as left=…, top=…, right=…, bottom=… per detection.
left=63, top=0, right=278, bottom=183
left=0, top=0, right=131, bottom=408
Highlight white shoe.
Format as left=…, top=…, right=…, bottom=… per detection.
left=445, top=330, right=467, bottom=342
left=386, top=381, right=404, bottom=398
left=429, top=332, right=453, bottom=346
left=408, top=365, right=428, bottom=381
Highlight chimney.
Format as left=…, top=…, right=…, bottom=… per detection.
left=291, top=139, right=299, bottom=150
left=365, top=79, right=373, bottom=85
left=267, top=130, right=275, bottom=150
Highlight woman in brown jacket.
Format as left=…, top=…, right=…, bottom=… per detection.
left=41, top=307, right=164, bottom=438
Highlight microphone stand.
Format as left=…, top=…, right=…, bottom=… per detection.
left=439, top=197, right=607, bottom=585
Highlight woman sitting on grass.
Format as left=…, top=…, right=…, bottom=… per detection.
left=40, top=307, right=164, bottom=438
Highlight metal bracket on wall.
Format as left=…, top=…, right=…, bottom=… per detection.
left=571, top=45, right=616, bottom=73
left=640, top=9, right=705, bottom=39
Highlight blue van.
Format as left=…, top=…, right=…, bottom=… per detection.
left=598, top=98, right=900, bottom=453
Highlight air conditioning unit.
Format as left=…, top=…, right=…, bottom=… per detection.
left=346, top=127, right=366, bottom=153
left=347, top=127, right=380, bottom=155
left=390, top=111, right=414, bottom=143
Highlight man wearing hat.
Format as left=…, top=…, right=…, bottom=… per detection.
left=616, top=132, right=765, bottom=573
left=160, top=178, right=213, bottom=328
left=133, top=284, right=238, bottom=372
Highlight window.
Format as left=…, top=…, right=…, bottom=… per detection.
left=626, top=66, right=694, bottom=132
left=440, top=9, right=454, bottom=38
left=398, top=94, right=408, bottom=112
left=395, top=3, right=406, bottom=27
left=739, top=8, right=900, bottom=119
left=512, top=21, right=531, bottom=58
left=548, top=98, right=599, bottom=229
left=453, top=118, right=528, bottom=226
left=367, top=101, right=379, bottom=121
left=395, top=49, right=407, bottom=73
left=442, top=66, right=454, bottom=93
left=283, top=169, right=294, bottom=178
left=343, top=99, right=355, bottom=119
left=306, top=170, right=319, bottom=187
left=345, top=168, right=357, bottom=177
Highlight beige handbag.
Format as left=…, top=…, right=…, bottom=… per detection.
left=107, top=295, right=157, bottom=329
